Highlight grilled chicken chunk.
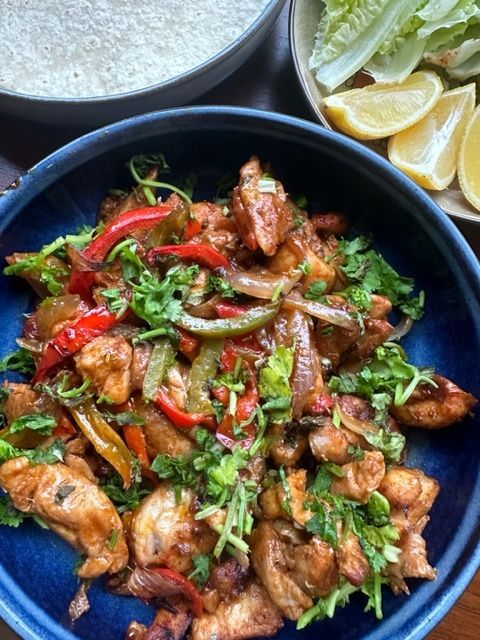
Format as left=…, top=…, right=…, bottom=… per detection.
left=250, top=521, right=313, bottom=620
left=336, top=533, right=370, bottom=587
left=189, top=201, right=240, bottom=257
left=134, top=399, right=195, bottom=460
left=289, top=536, right=338, bottom=597
left=75, top=334, right=132, bottom=404
left=331, top=451, right=386, bottom=503
left=260, top=468, right=312, bottom=527
left=0, top=458, right=128, bottom=578
left=390, top=374, right=476, bottom=429
left=126, top=601, right=192, bottom=640
left=132, top=484, right=216, bottom=573
left=4, top=382, right=59, bottom=424
left=192, top=581, right=283, bottom=640
left=202, top=558, right=250, bottom=613
left=232, top=157, right=294, bottom=256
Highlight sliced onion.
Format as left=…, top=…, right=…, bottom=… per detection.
left=335, top=402, right=379, bottom=436
left=287, top=310, right=321, bottom=420
left=68, top=581, right=91, bottom=622
left=185, top=294, right=222, bottom=319
left=223, top=268, right=301, bottom=300
left=109, top=566, right=182, bottom=600
left=16, top=337, right=42, bottom=353
left=283, top=290, right=357, bottom=330
left=389, top=315, right=413, bottom=342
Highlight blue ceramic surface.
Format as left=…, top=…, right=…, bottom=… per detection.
left=0, top=106, right=479, bottom=640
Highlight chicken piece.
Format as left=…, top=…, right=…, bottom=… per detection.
left=336, top=533, right=370, bottom=587
left=289, top=536, right=338, bottom=597
left=331, top=451, right=386, bottom=503
left=164, top=363, right=190, bottom=412
left=316, top=296, right=361, bottom=368
left=390, top=374, right=476, bottom=429
left=308, top=421, right=353, bottom=465
left=250, top=521, right=313, bottom=620
left=268, top=423, right=308, bottom=467
left=239, top=455, right=266, bottom=485
left=369, top=294, right=392, bottom=319
left=4, top=383, right=60, bottom=424
left=346, top=318, right=393, bottom=362
left=260, top=469, right=312, bottom=527
left=74, top=334, right=132, bottom=405
left=379, top=466, right=439, bottom=530
left=126, top=601, right=192, bottom=640
left=132, top=484, right=216, bottom=573
left=134, top=399, right=195, bottom=460
left=202, top=558, right=250, bottom=613
left=0, top=458, right=128, bottom=578
left=387, top=530, right=437, bottom=595
left=130, top=343, right=153, bottom=391
left=192, top=581, right=283, bottom=640
left=310, top=212, right=349, bottom=236
left=189, top=201, right=240, bottom=257
left=232, top=157, right=294, bottom=256
left=268, top=224, right=337, bottom=293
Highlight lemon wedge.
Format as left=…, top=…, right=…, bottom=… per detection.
left=458, top=104, right=480, bottom=212
left=388, top=84, right=476, bottom=191
left=323, top=71, right=443, bottom=140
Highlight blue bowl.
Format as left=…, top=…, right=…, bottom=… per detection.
left=0, top=106, right=479, bottom=640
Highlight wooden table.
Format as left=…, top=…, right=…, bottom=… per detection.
left=0, top=3, right=479, bottom=639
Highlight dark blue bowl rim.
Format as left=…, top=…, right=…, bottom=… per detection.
left=0, top=105, right=479, bottom=640
left=0, top=0, right=284, bottom=105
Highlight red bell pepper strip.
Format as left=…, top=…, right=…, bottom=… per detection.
left=184, top=218, right=202, bottom=241
left=53, top=411, right=77, bottom=438
left=151, top=568, right=203, bottom=617
left=155, top=387, right=215, bottom=430
left=123, top=424, right=150, bottom=469
left=147, top=244, right=230, bottom=269
left=69, top=205, right=172, bottom=296
left=33, top=304, right=124, bottom=383
left=310, top=393, right=335, bottom=416
left=177, top=327, right=200, bottom=356
left=216, top=301, right=248, bottom=318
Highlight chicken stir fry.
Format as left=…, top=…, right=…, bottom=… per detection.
left=0, top=154, right=476, bottom=639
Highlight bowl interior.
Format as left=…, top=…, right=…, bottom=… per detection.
left=0, top=108, right=479, bottom=640
left=289, top=0, right=480, bottom=224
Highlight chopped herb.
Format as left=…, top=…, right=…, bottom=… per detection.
left=337, top=285, right=372, bottom=313
left=0, top=348, right=36, bottom=375
left=279, top=466, right=292, bottom=516
left=188, top=554, right=213, bottom=588
left=298, top=261, right=312, bottom=274
left=320, top=326, right=334, bottom=336
left=73, top=555, right=87, bottom=576
left=297, top=580, right=358, bottom=629
left=339, top=237, right=425, bottom=319
left=102, top=410, right=145, bottom=426
left=100, top=288, right=129, bottom=318
left=7, top=413, right=57, bottom=437
left=0, top=438, right=67, bottom=466
left=294, top=194, right=308, bottom=209
left=304, top=280, right=328, bottom=301
left=55, top=484, right=76, bottom=504
left=108, top=528, right=120, bottom=550
left=257, top=177, right=277, bottom=194
left=0, top=495, right=26, bottom=527
left=347, top=444, right=365, bottom=460
left=259, top=345, right=294, bottom=423
left=101, top=471, right=152, bottom=514
left=130, top=265, right=199, bottom=339
left=271, top=282, right=284, bottom=302
left=206, top=276, right=236, bottom=298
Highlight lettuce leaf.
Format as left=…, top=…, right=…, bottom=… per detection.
left=365, top=33, right=427, bottom=83
left=310, top=0, right=423, bottom=92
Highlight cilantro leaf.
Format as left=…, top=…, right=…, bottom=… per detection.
left=305, top=502, right=337, bottom=546
left=206, top=276, right=236, bottom=299
left=304, top=280, right=328, bottom=301
left=297, top=580, right=359, bottom=629
left=362, top=429, right=406, bottom=464
left=339, top=237, right=425, bottom=319
left=0, top=495, right=26, bottom=527
left=101, top=471, right=152, bottom=514
left=102, top=410, right=145, bottom=426
left=100, top=288, right=129, bottom=318
left=129, top=153, right=169, bottom=179
left=188, top=554, right=213, bottom=588
left=130, top=265, right=199, bottom=336
left=0, top=348, right=36, bottom=375
left=259, top=345, right=294, bottom=423
left=7, top=413, right=57, bottom=436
